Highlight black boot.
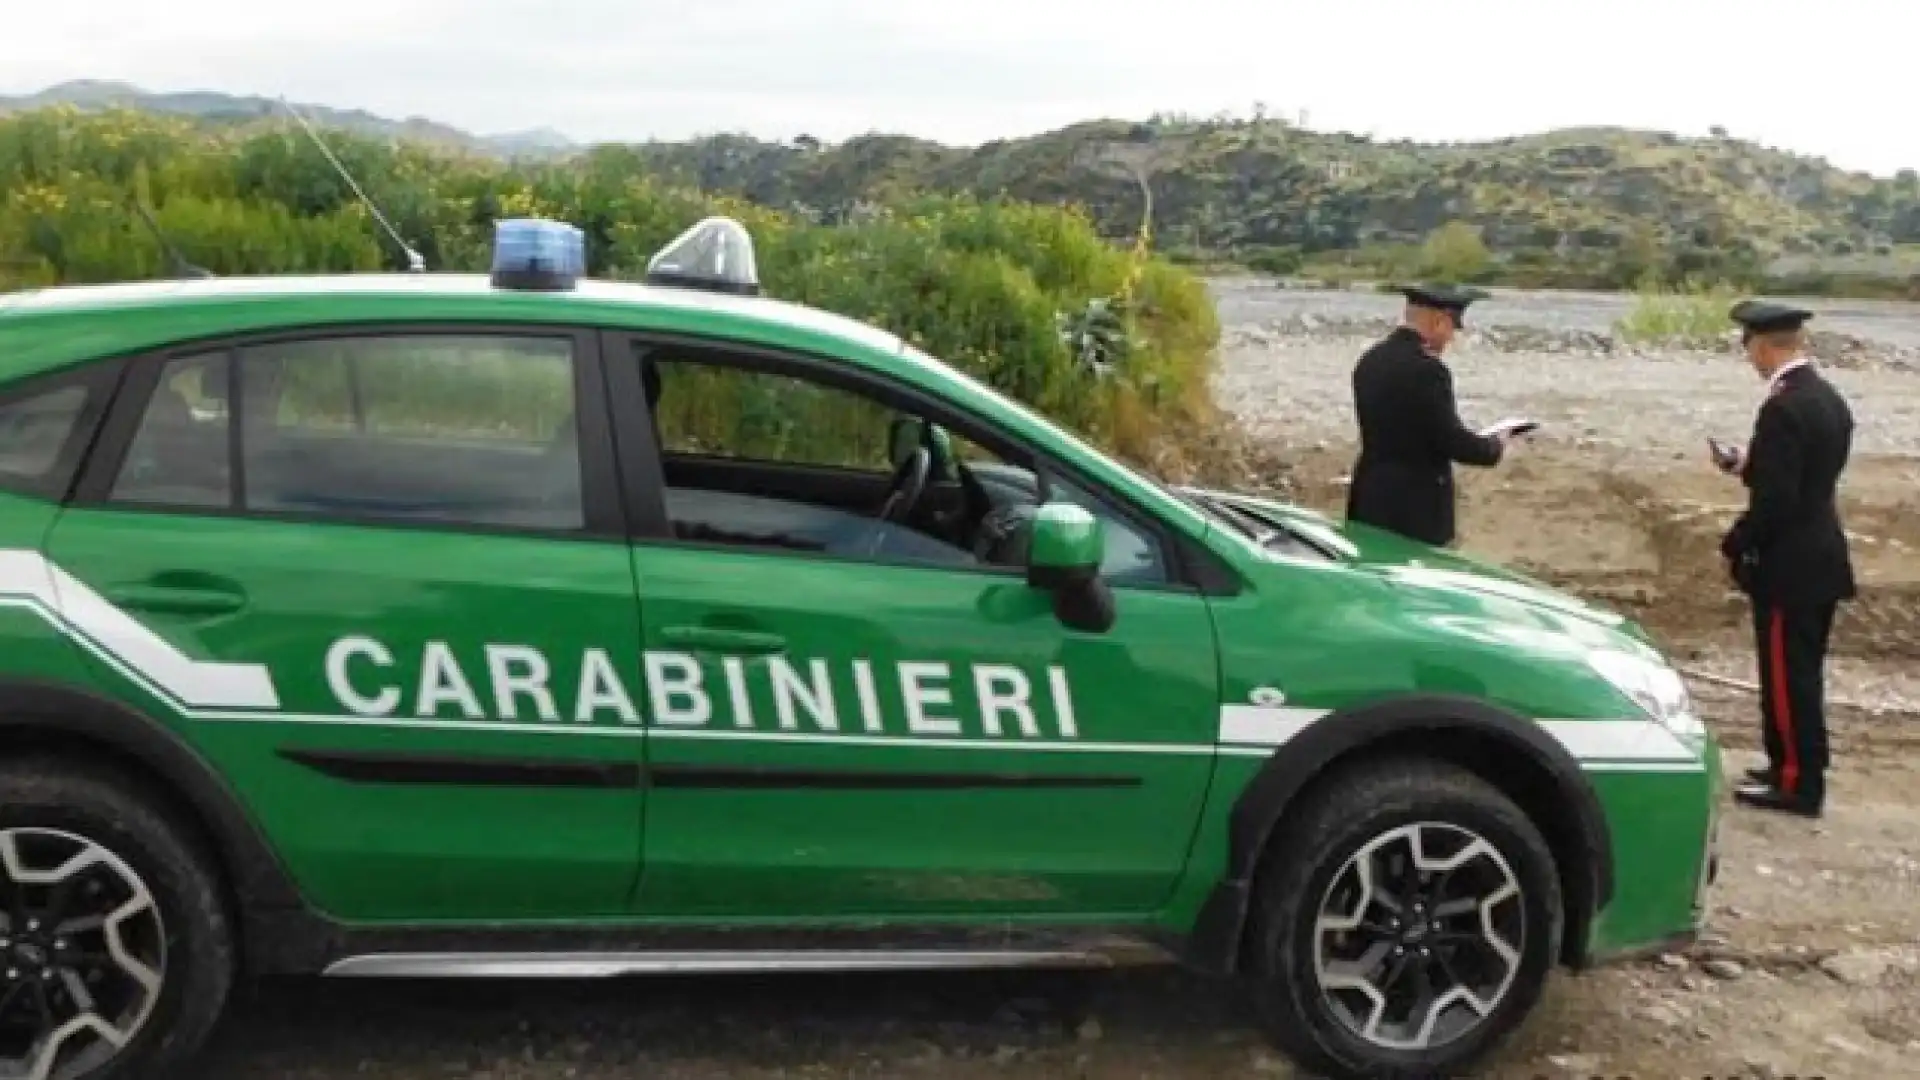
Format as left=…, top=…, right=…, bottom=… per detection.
left=1733, top=780, right=1823, bottom=818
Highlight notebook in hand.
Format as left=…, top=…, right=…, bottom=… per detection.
left=1479, top=416, right=1539, bottom=439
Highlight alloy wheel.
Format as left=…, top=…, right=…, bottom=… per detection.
left=1313, top=821, right=1525, bottom=1051
left=0, top=828, right=167, bottom=1080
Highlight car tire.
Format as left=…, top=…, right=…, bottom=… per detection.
left=1245, top=756, right=1563, bottom=1080
left=0, top=758, right=235, bottom=1080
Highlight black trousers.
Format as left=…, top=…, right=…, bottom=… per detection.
left=1752, top=600, right=1837, bottom=798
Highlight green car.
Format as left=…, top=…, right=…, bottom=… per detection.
left=0, top=217, right=1718, bottom=1080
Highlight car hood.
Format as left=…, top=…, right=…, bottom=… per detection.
left=1184, top=486, right=1652, bottom=648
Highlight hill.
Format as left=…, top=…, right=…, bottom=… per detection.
left=0, top=80, right=578, bottom=159
left=621, top=118, right=1920, bottom=292
left=8, top=83, right=1920, bottom=293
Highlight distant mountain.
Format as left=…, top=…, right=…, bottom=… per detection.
left=484, top=126, right=577, bottom=157
left=0, top=80, right=578, bottom=159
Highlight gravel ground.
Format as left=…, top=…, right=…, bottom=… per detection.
left=200, top=277, right=1920, bottom=1079
left=1212, top=275, right=1920, bottom=351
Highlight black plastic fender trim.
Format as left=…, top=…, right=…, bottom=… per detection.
left=0, top=680, right=309, bottom=921
left=1183, top=692, right=1616, bottom=976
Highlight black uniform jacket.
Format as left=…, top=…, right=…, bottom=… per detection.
left=1721, top=363, right=1857, bottom=607
left=1345, top=327, right=1503, bottom=547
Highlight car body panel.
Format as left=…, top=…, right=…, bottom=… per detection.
left=1187, top=488, right=1717, bottom=956
left=1582, top=758, right=1719, bottom=955
left=624, top=542, right=1223, bottom=919
left=0, top=495, right=104, bottom=707
left=41, top=508, right=651, bottom=921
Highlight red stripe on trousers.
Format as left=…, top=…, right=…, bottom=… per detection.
left=1769, top=608, right=1800, bottom=794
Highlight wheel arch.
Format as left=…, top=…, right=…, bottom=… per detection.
left=1185, top=693, right=1615, bottom=976
left=0, top=680, right=308, bottom=939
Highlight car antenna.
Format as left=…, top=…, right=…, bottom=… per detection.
left=276, top=95, right=427, bottom=273
left=126, top=194, right=215, bottom=279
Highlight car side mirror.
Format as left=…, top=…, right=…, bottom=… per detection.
left=1026, top=503, right=1115, bottom=633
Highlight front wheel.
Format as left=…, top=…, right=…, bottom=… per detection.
left=0, top=760, right=235, bottom=1079
left=1246, top=757, right=1564, bottom=1080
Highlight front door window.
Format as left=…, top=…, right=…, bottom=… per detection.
left=644, top=352, right=1170, bottom=582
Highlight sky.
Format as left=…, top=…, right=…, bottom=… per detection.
left=3, top=0, right=1912, bottom=176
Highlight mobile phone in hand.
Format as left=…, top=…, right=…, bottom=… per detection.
left=1708, top=438, right=1740, bottom=471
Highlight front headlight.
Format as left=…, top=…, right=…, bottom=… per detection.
left=1586, top=648, right=1708, bottom=741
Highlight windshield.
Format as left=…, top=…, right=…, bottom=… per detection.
left=1178, top=489, right=1274, bottom=542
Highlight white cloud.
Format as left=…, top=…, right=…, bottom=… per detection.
left=2, top=0, right=1911, bottom=175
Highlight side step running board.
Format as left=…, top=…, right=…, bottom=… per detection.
left=324, top=948, right=1164, bottom=978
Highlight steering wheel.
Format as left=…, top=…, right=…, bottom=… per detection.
left=876, top=445, right=932, bottom=525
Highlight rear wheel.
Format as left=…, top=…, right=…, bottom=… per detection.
left=1245, top=757, right=1563, bottom=1080
left=0, top=761, right=234, bottom=1079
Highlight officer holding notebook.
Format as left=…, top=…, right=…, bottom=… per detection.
left=1345, top=283, right=1534, bottom=547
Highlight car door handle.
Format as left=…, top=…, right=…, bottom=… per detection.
left=102, top=582, right=248, bottom=616
left=657, top=626, right=787, bottom=654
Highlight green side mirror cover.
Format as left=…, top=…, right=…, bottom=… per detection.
left=1028, top=502, right=1103, bottom=587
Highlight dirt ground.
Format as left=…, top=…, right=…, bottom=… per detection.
left=199, top=286, right=1920, bottom=1079
left=1204, top=304, right=1920, bottom=1079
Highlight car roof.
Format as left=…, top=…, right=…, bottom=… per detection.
left=0, top=273, right=911, bottom=384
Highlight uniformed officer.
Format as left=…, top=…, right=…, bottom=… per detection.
left=1345, top=283, right=1522, bottom=547
left=1715, top=300, right=1856, bottom=818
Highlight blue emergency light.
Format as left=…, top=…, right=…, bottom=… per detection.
left=644, top=216, right=761, bottom=296
left=490, top=218, right=585, bottom=291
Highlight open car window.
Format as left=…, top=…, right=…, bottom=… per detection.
left=645, top=353, right=983, bottom=565
left=651, top=357, right=897, bottom=472
left=640, top=352, right=1171, bottom=585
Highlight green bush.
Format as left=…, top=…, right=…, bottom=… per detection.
left=0, top=107, right=1221, bottom=473
left=1613, top=279, right=1742, bottom=347
left=1419, top=221, right=1492, bottom=282
left=1243, top=245, right=1305, bottom=276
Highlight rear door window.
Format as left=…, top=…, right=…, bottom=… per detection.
left=238, top=333, right=584, bottom=531
left=97, top=331, right=593, bottom=535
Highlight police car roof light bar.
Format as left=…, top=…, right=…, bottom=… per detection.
left=644, top=216, right=761, bottom=296
left=490, top=219, right=586, bottom=291
left=277, top=96, right=427, bottom=273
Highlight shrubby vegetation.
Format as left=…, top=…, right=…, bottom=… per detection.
left=1612, top=281, right=1744, bottom=348
left=0, top=107, right=1220, bottom=471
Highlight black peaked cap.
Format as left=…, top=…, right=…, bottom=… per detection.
left=1397, top=282, right=1491, bottom=326
left=1729, top=299, right=1814, bottom=334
